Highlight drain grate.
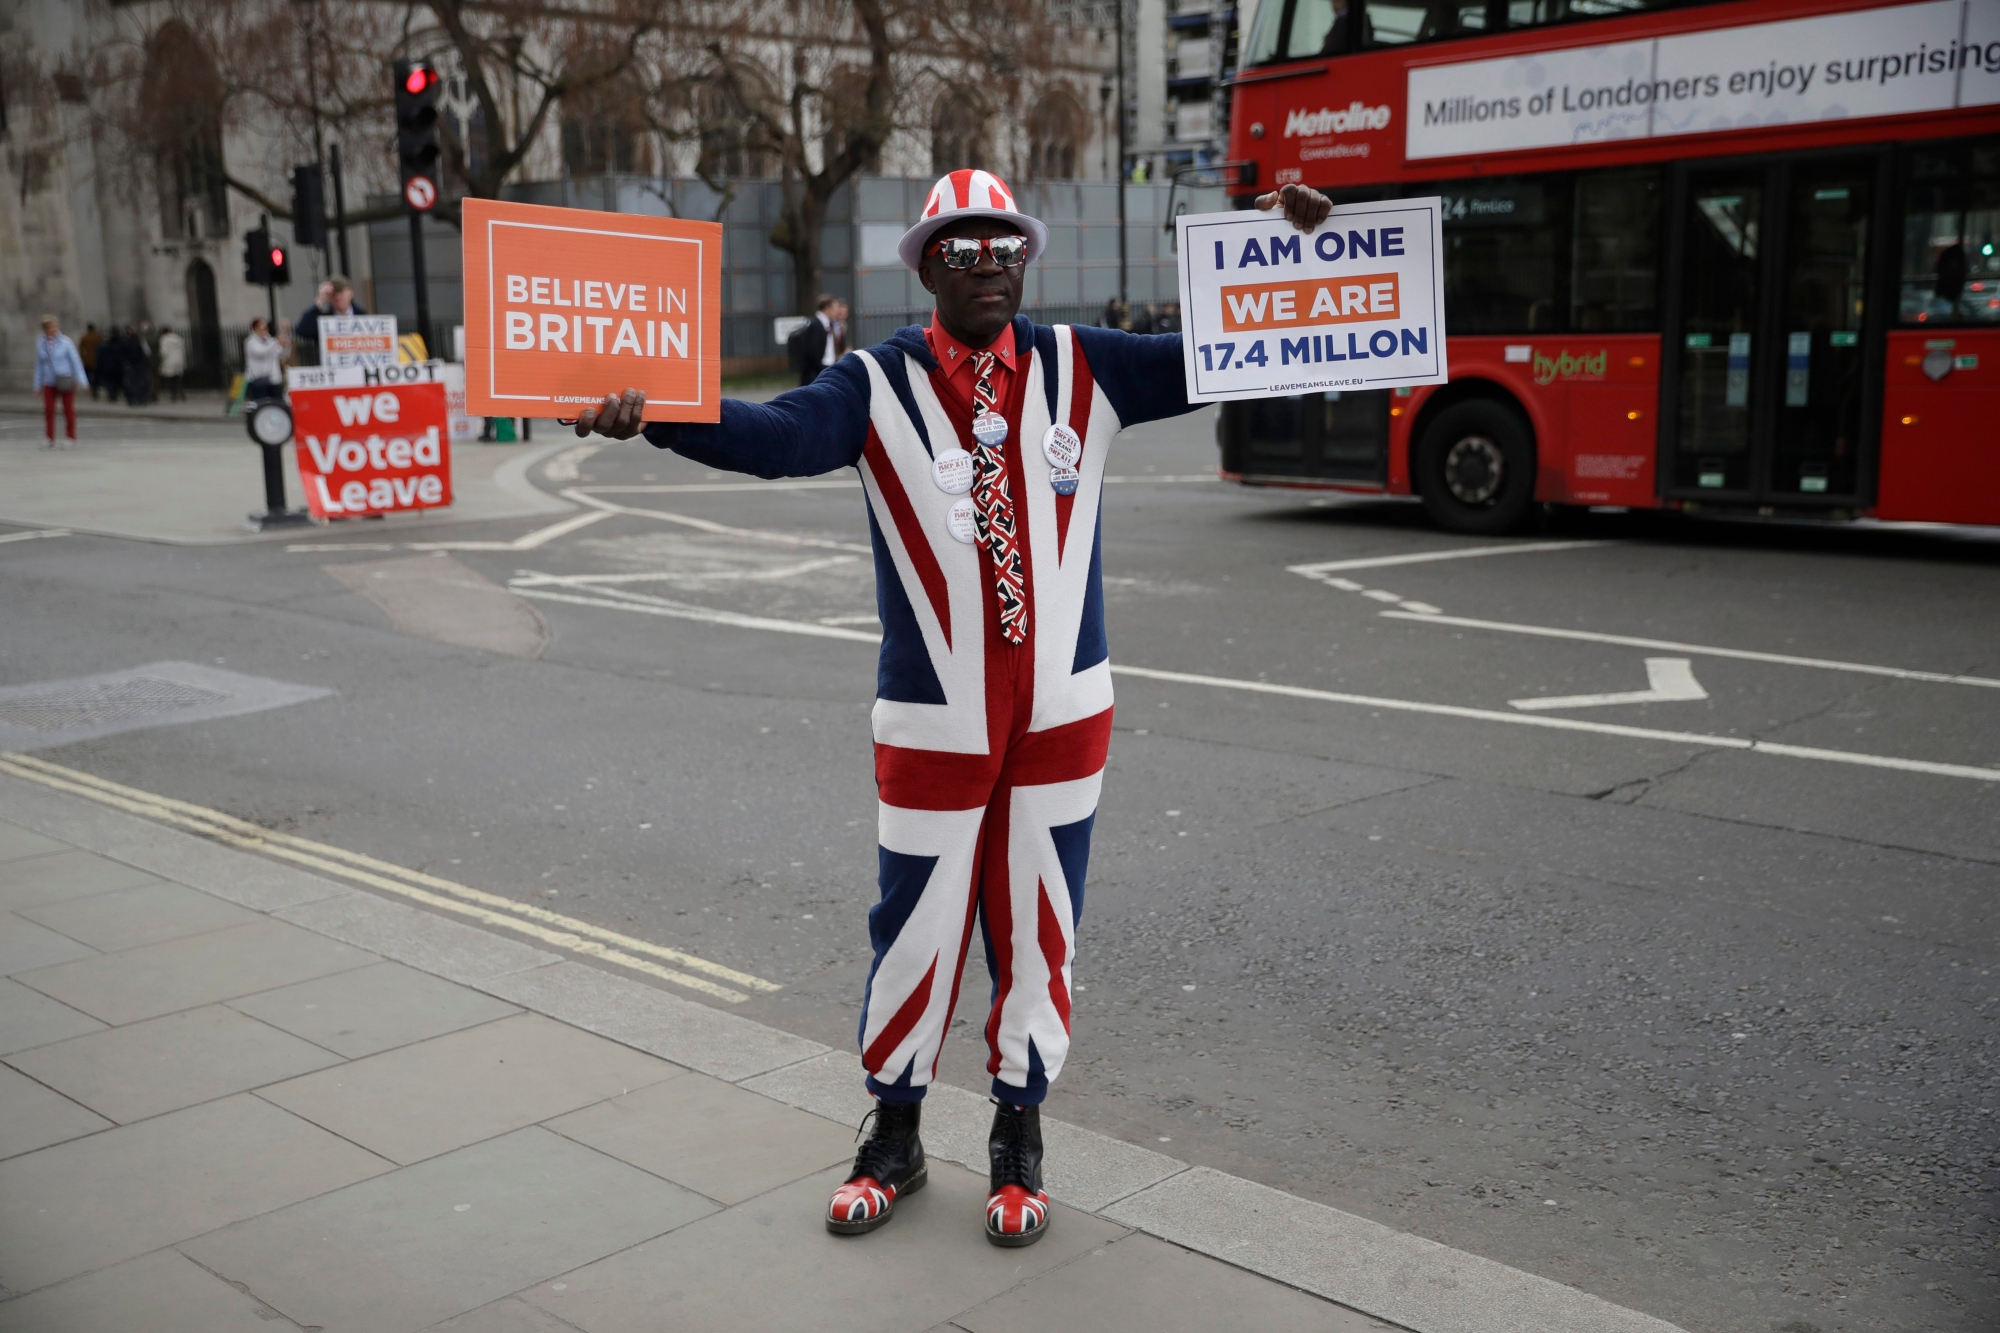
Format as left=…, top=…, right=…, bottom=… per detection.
left=0, top=676, right=228, bottom=733
left=0, top=662, right=334, bottom=752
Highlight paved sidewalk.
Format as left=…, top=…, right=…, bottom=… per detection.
left=0, top=771, right=1687, bottom=1333
left=0, top=432, right=570, bottom=545
left=0, top=390, right=237, bottom=424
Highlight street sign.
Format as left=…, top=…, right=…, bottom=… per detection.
left=461, top=197, right=722, bottom=423
left=287, top=363, right=453, bottom=519
left=320, top=315, right=399, bottom=370
left=404, top=176, right=436, bottom=212
left=1175, top=198, right=1448, bottom=402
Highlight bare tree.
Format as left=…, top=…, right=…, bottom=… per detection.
left=695, top=0, right=898, bottom=314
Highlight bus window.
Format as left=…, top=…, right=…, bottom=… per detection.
left=1438, top=178, right=1559, bottom=332
left=1242, top=0, right=1289, bottom=65
left=1281, top=0, right=1350, bottom=57
left=1572, top=168, right=1661, bottom=330
left=1900, top=138, right=2000, bottom=325
left=1363, top=0, right=1491, bottom=45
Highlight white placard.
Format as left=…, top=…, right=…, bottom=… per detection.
left=1175, top=199, right=1448, bottom=402
left=774, top=315, right=810, bottom=346
left=287, top=359, right=455, bottom=391
left=318, top=314, right=399, bottom=369
left=1406, top=0, right=2000, bottom=161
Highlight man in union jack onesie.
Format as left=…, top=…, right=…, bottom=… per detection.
left=577, top=170, right=1331, bottom=1246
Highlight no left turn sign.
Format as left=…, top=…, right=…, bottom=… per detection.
left=404, top=176, right=437, bottom=211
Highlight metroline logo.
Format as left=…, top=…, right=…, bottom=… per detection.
left=1284, top=103, right=1393, bottom=137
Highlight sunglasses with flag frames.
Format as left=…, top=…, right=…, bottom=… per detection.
left=925, top=234, right=1029, bottom=270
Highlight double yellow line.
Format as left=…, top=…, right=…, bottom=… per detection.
left=0, top=752, right=780, bottom=1004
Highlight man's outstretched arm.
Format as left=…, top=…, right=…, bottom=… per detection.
left=1077, top=183, right=1335, bottom=430
left=573, top=356, right=871, bottom=479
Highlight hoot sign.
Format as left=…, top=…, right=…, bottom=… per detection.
left=462, top=198, right=723, bottom=423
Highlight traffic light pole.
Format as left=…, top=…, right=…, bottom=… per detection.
left=261, top=212, right=278, bottom=328
left=329, top=143, right=351, bottom=276
left=408, top=211, right=432, bottom=358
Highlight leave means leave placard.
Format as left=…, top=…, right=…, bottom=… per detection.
left=461, top=198, right=722, bottom=423
left=1175, top=198, right=1448, bottom=402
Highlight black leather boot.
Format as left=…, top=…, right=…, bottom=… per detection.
left=985, top=1098, right=1049, bottom=1246
left=826, top=1099, right=926, bottom=1235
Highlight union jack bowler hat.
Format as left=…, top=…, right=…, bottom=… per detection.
left=897, top=169, right=1049, bottom=272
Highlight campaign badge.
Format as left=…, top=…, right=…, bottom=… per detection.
left=972, top=412, right=1008, bottom=448
left=1050, top=465, right=1080, bottom=496
left=947, top=496, right=978, bottom=543
left=932, top=447, right=974, bottom=494
left=1042, top=423, right=1082, bottom=469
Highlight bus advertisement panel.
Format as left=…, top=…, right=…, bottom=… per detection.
left=1221, top=0, right=2000, bottom=534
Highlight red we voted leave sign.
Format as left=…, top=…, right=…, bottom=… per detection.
left=288, top=366, right=454, bottom=519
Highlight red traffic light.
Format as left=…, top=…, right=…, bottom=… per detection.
left=270, top=247, right=284, bottom=266
left=404, top=66, right=434, bottom=95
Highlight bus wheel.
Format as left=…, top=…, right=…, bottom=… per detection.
left=1417, top=399, right=1536, bottom=534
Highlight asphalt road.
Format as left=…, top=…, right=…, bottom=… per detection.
left=3, top=402, right=1995, bottom=1333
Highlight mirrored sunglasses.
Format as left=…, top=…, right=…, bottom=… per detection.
left=927, top=235, right=1028, bottom=270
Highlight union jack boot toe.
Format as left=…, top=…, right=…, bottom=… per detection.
left=985, top=1099, right=1050, bottom=1247
left=826, top=1100, right=926, bottom=1235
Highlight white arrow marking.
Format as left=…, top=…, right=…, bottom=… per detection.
left=1510, top=658, right=1708, bottom=711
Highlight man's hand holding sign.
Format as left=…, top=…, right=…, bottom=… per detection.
left=550, top=174, right=1412, bottom=1253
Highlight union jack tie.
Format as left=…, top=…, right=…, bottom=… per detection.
left=968, top=351, right=1028, bottom=645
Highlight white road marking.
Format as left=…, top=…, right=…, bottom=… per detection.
left=1110, top=663, right=2000, bottom=782
left=287, top=543, right=398, bottom=552
left=1381, top=610, right=2000, bottom=690
left=818, top=613, right=884, bottom=626
left=524, top=585, right=2000, bottom=783
left=0, top=751, right=784, bottom=1002
left=579, top=480, right=861, bottom=494
left=511, top=585, right=886, bottom=643
left=405, top=509, right=613, bottom=553
left=559, top=488, right=872, bottom=554
left=570, top=473, right=1216, bottom=496
left=541, top=443, right=602, bottom=482
left=0, top=528, right=72, bottom=544
left=1289, top=540, right=1603, bottom=579
left=1511, top=658, right=1709, bottom=711
left=511, top=556, right=858, bottom=588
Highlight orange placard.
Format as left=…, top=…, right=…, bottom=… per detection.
left=462, top=198, right=722, bottom=423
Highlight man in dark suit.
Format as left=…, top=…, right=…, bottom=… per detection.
left=787, top=294, right=848, bottom=385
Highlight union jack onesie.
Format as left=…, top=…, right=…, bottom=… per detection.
left=645, top=316, right=1194, bottom=1107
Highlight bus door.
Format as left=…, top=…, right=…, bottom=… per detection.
left=1661, top=152, right=1888, bottom=507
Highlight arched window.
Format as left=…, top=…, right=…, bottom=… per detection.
left=1026, top=90, right=1087, bottom=180
left=142, top=22, right=228, bottom=239
left=184, top=260, right=221, bottom=386
left=932, top=94, right=991, bottom=176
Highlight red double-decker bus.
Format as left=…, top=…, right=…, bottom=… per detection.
left=1219, top=0, right=2000, bottom=532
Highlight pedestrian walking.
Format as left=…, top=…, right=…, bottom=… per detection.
left=294, top=275, right=365, bottom=365
left=157, top=326, right=187, bottom=401
left=77, top=323, right=102, bottom=400
left=96, top=328, right=125, bottom=405
left=119, top=324, right=151, bottom=405
left=575, top=172, right=1333, bottom=1249
left=787, top=295, right=849, bottom=386
left=32, top=314, right=88, bottom=448
left=243, top=318, right=284, bottom=402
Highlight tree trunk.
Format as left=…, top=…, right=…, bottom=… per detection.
left=779, top=185, right=829, bottom=316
